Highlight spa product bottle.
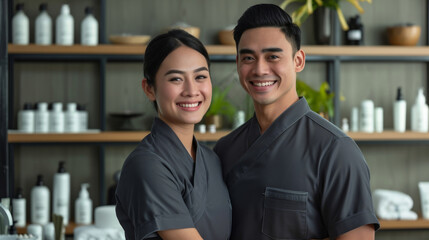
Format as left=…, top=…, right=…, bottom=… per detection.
left=345, top=15, right=363, bottom=45
left=350, top=107, right=359, bottom=132
left=393, top=87, right=407, bottom=132
left=12, top=188, right=26, bottom=227
left=374, top=107, right=384, bottom=133
left=53, top=161, right=70, bottom=225
left=35, top=102, right=49, bottom=133
left=360, top=100, right=374, bottom=133
left=12, top=3, right=29, bottom=45
left=18, top=103, right=35, bottom=133
left=56, top=4, right=74, bottom=45
left=78, top=104, right=88, bottom=132
left=31, top=175, right=50, bottom=225
left=35, top=3, right=52, bottom=45
left=75, top=183, right=92, bottom=225
left=65, top=103, right=79, bottom=132
left=49, top=102, right=64, bottom=133
left=81, top=7, right=98, bottom=46
left=411, top=88, right=429, bottom=132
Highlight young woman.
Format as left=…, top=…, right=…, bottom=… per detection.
left=115, top=30, right=232, bottom=240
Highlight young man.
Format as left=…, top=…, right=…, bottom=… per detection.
left=214, top=4, right=379, bottom=240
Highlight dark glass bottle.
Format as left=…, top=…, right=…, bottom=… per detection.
left=345, top=15, right=364, bottom=45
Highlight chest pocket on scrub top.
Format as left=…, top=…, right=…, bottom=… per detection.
left=262, top=187, right=308, bottom=239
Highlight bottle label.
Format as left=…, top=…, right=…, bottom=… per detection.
left=348, top=30, right=362, bottom=41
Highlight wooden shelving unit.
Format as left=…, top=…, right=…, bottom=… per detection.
left=8, top=44, right=429, bottom=57
left=379, top=219, right=429, bottom=230
left=7, top=131, right=230, bottom=143
left=8, top=130, right=429, bottom=143
left=14, top=219, right=429, bottom=234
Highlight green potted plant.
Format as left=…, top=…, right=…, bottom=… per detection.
left=280, top=0, right=371, bottom=30
left=296, top=79, right=335, bottom=119
left=205, top=85, right=237, bottom=129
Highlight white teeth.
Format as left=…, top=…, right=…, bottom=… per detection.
left=179, top=103, right=199, bottom=108
left=254, top=81, right=275, bottom=87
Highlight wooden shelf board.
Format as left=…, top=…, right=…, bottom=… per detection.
left=8, top=131, right=229, bottom=143
left=379, top=219, right=429, bottom=230
left=17, top=221, right=81, bottom=235
left=8, top=44, right=429, bottom=57
left=8, top=131, right=429, bottom=143
left=348, top=131, right=429, bottom=141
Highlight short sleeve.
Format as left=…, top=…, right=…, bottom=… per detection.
left=319, top=137, right=380, bottom=237
left=116, top=151, right=195, bottom=239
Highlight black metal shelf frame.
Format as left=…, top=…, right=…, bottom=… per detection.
left=1, top=0, right=429, bottom=202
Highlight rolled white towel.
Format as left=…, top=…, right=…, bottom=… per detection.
left=373, top=189, right=414, bottom=220
left=398, top=210, right=418, bottom=220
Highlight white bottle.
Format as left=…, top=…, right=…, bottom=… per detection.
left=375, top=107, right=384, bottom=133
left=341, top=118, right=349, bottom=132
left=31, top=175, right=50, bottom=225
left=12, top=3, right=29, bottom=45
left=49, top=102, right=65, bottom=133
left=81, top=7, right=98, bottom=46
left=65, top=102, right=80, bottom=132
left=35, top=3, right=53, bottom=45
left=12, top=188, right=26, bottom=227
left=350, top=107, right=359, bottom=132
left=56, top=4, right=74, bottom=45
left=75, top=183, right=92, bottom=225
left=411, top=88, right=429, bottom=132
left=35, top=102, right=50, bottom=133
left=18, top=103, right=35, bottom=133
left=53, top=161, right=70, bottom=226
left=78, top=104, right=89, bottom=132
left=360, top=100, right=374, bottom=133
left=393, top=87, right=407, bottom=132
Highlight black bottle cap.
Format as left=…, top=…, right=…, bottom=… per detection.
left=396, top=87, right=404, bottom=100
left=58, top=161, right=66, bottom=173
left=23, top=103, right=33, bottom=110
left=36, top=174, right=44, bottom=186
left=15, top=187, right=24, bottom=198
left=85, top=7, right=93, bottom=15
left=9, top=221, right=17, bottom=234
left=39, top=3, right=47, bottom=11
left=16, top=3, right=24, bottom=11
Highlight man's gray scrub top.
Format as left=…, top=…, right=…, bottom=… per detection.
left=214, top=97, right=379, bottom=240
left=116, top=118, right=232, bottom=240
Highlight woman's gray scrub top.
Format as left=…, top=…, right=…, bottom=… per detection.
left=116, top=118, right=232, bottom=240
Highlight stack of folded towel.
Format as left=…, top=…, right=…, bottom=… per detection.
left=373, top=189, right=418, bottom=220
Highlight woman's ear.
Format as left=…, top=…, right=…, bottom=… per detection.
left=294, top=49, right=306, bottom=73
left=142, top=78, right=156, bottom=101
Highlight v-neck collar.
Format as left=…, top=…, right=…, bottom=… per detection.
left=227, top=97, right=310, bottom=188
left=150, top=117, right=208, bottom=222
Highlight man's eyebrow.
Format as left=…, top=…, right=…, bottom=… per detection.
left=239, top=49, right=255, bottom=55
left=239, top=48, right=283, bottom=55
left=262, top=48, right=283, bottom=53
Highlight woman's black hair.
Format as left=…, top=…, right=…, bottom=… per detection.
left=233, top=4, right=301, bottom=54
left=143, top=29, right=210, bottom=111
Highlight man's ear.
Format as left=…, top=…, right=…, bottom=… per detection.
left=294, top=49, right=306, bottom=73
left=142, top=78, right=156, bottom=101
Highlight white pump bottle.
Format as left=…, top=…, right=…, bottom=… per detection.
left=75, top=183, right=92, bottom=225
left=411, top=88, right=429, bottom=132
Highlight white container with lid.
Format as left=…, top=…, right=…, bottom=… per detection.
left=35, top=102, right=49, bottom=133
left=49, top=102, right=65, bottom=133
left=35, top=3, right=53, bottom=45
left=65, top=102, right=80, bottom=132
left=81, top=7, right=98, bottom=46
left=12, top=3, right=29, bottom=45
left=56, top=4, right=74, bottom=45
